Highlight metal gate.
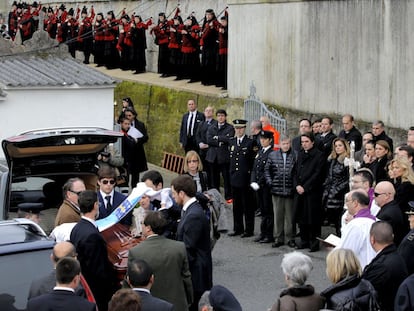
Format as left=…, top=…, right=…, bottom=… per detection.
left=244, top=82, right=287, bottom=134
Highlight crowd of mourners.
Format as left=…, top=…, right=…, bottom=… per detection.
left=22, top=94, right=414, bottom=311
left=3, top=2, right=228, bottom=89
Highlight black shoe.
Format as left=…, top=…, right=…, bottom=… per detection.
left=241, top=232, right=254, bottom=238
left=287, top=240, right=297, bottom=248
left=188, top=79, right=198, bottom=83
left=309, top=241, right=320, bottom=252
left=260, top=237, right=274, bottom=244
left=272, top=241, right=284, bottom=248
left=228, top=231, right=242, bottom=237
left=160, top=74, right=168, bottom=78
left=174, top=77, right=184, bottom=81
left=295, top=242, right=310, bottom=250
left=254, top=236, right=263, bottom=242
left=255, top=210, right=261, bottom=217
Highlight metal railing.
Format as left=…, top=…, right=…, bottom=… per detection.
left=244, top=82, right=287, bottom=134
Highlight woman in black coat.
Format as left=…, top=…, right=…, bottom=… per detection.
left=321, top=249, right=380, bottom=311
left=323, top=138, right=350, bottom=236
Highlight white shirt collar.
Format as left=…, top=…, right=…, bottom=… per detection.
left=183, top=197, right=197, bottom=212
left=81, top=215, right=97, bottom=226
left=100, top=190, right=114, bottom=202
left=263, top=146, right=272, bottom=152
left=133, top=288, right=150, bottom=294
left=53, top=286, right=75, bottom=293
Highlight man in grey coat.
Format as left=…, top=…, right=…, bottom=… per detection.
left=128, top=211, right=193, bottom=310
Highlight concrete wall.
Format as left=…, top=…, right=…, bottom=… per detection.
left=228, top=0, right=414, bottom=130
left=0, top=87, right=115, bottom=158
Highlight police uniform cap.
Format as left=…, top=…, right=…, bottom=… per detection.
left=209, top=285, right=242, bottom=311
left=406, top=202, right=414, bottom=215
left=233, top=119, right=247, bottom=128
left=18, top=202, right=44, bottom=215
left=260, top=130, right=274, bottom=139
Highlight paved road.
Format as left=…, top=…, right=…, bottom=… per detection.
left=211, top=218, right=332, bottom=310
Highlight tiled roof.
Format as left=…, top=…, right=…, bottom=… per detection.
left=0, top=55, right=118, bottom=87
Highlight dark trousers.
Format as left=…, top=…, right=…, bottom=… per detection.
left=232, top=186, right=255, bottom=234
left=299, top=223, right=321, bottom=246
left=184, top=136, right=198, bottom=153
left=258, top=185, right=274, bottom=239
left=209, top=161, right=232, bottom=200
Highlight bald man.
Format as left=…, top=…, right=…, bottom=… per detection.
left=28, top=241, right=86, bottom=300
left=375, top=181, right=407, bottom=246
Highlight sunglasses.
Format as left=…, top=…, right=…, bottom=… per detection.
left=374, top=192, right=387, bottom=197
left=69, top=190, right=82, bottom=196
left=101, top=179, right=116, bottom=185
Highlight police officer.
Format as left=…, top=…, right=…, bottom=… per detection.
left=228, top=120, right=255, bottom=237
left=398, top=202, right=414, bottom=275
left=250, top=130, right=275, bottom=243
left=206, top=109, right=235, bottom=201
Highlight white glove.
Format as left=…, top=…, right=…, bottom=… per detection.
left=250, top=182, right=260, bottom=191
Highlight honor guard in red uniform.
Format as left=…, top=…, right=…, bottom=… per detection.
left=216, top=15, right=228, bottom=89
left=93, top=13, right=106, bottom=66
left=131, top=15, right=152, bottom=74
left=200, top=9, right=219, bottom=86
left=61, top=8, right=78, bottom=58
left=179, top=16, right=201, bottom=82
left=117, top=14, right=133, bottom=70
left=44, top=7, right=57, bottom=39
left=77, top=6, right=94, bottom=64
left=104, top=11, right=120, bottom=69
left=18, top=4, right=35, bottom=42
left=168, top=9, right=183, bottom=78
left=8, top=1, right=18, bottom=40
left=151, top=12, right=171, bottom=77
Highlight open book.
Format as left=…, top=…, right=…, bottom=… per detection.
left=317, top=234, right=341, bottom=247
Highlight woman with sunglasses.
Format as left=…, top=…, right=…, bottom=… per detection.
left=389, top=156, right=414, bottom=215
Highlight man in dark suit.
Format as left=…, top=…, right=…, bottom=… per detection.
left=128, top=211, right=193, bottom=310
left=206, top=109, right=235, bottom=201
left=338, top=114, right=362, bottom=151
left=27, top=257, right=96, bottom=311
left=179, top=99, right=205, bottom=153
left=28, top=241, right=85, bottom=300
left=124, top=107, right=149, bottom=187
left=196, top=106, right=217, bottom=187
left=96, top=166, right=132, bottom=226
left=70, top=190, right=117, bottom=311
left=127, top=258, right=174, bottom=311
left=362, top=221, right=408, bottom=311
left=374, top=181, right=407, bottom=246
left=317, top=116, right=337, bottom=159
left=228, top=119, right=255, bottom=237
left=372, top=120, right=394, bottom=152
left=171, top=175, right=212, bottom=311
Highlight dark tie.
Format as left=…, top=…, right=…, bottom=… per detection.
left=181, top=208, right=185, bottom=219
left=188, top=113, right=194, bottom=136
left=105, top=195, right=112, bottom=211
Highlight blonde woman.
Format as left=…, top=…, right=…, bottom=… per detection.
left=183, top=151, right=209, bottom=193
left=389, top=156, right=414, bottom=214
left=322, top=138, right=351, bottom=236
left=321, top=249, right=379, bottom=310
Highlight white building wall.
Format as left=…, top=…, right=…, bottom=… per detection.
left=0, top=86, right=114, bottom=158
left=228, top=0, right=414, bottom=130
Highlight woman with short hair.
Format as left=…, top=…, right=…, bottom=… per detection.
left=321, top=249, right=379, bottom=310
left=269, top=251, right=325, bottom=311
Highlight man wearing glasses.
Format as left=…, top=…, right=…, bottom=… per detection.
left=96, top=166, right=132, bottom=226
left=55, top=178, right=86, bottom=226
